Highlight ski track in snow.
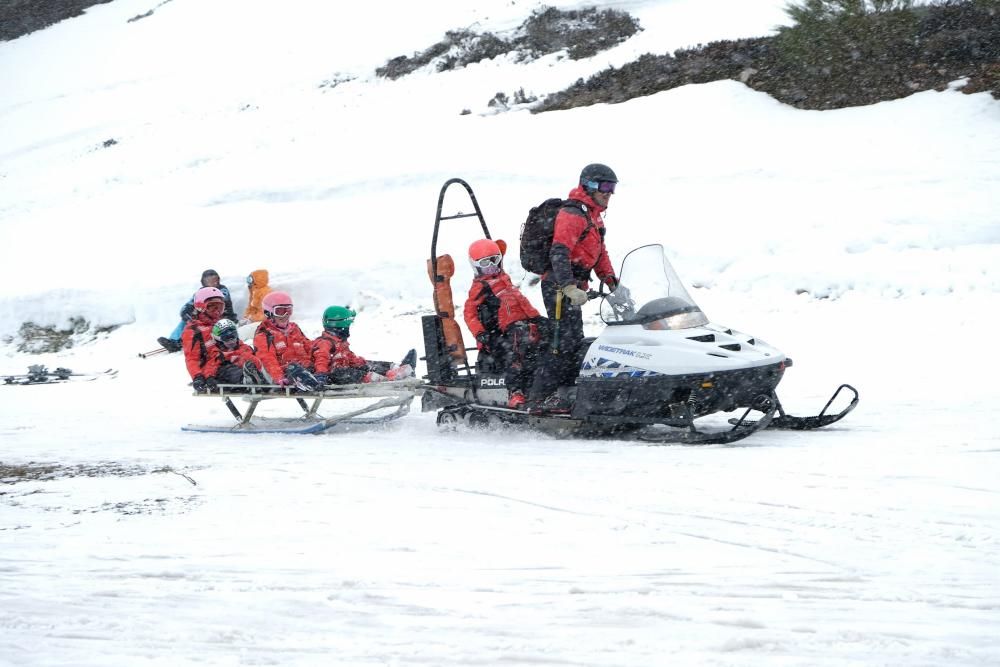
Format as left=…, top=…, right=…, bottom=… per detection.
left=1, top=0, right=999, bottom=664
left=1, top=357, right=998, bottom=665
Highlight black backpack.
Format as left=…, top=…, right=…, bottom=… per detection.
left=519, top=198, right=589, bottom=274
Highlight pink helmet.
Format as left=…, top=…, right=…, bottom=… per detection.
left=262, top=291, right=293, bottom=319
left=193, top=286, right=225, bottom=311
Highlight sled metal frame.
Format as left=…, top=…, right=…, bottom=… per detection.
left=426, top=177, right=494, bottom=400
left=183, top=379, right=422, bottom=434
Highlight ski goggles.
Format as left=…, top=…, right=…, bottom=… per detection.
left=271, top=305, right=293, bottom=317
left=217, top=328, right=239, bottom=343
left=584, top=180, right=617, bottom=194
left=473, top=254, right=502, bottom=268
left=204, top=299, right=225, bottom=313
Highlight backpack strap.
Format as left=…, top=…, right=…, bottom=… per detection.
left=561, top=199, right=593, bottom=244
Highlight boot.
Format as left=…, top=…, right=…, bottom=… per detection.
left=242, top=362, right=266, bottom=385
left=401, top=348, right=417, bottom=369
left=527, top=393, right=572, bottom=414
left=285, top=363, right=321, bottom=391
left=385, top=364, right=413, bottom=381
left=506, top=390, right=527, bottom=410
left=158, top=337, right=182, bottom=353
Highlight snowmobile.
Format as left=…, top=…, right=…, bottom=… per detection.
left=419, top=178, right=858, bottom=445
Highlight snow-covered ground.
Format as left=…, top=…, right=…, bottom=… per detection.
left=1, top=0, right=999, bottom=664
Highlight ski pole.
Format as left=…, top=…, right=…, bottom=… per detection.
left=552, top=288, right=563, bottom=355
left=138, top=347, right=169, bottom=359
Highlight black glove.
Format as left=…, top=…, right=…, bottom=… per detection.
left=313, top=373, right=329, bottom=386
left=192, top=375, right=207, bottom=392
left=475, top=332, right=491, bottom=352
left=204, top=377, right=218, bottom=392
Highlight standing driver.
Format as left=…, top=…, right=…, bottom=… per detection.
left=529, top=163, right=621, bottom=410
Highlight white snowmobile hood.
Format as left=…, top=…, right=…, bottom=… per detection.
left=581, top=322, right=786, bottom=379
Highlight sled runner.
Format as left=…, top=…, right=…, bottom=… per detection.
left=3, top=365, right=118, bottom=386
left=419, top=178, right=859, bottom=445
left=181, top=378, right=422, bottom=434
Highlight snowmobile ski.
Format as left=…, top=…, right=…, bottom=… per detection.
left=728, top=383, right=859, bottom=431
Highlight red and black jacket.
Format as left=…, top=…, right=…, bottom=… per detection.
left=253, top=319, right=313, bottom=383
left=463, top=271, right=540, bottom=339
left=181, top=313, right=221, bottom=380
left=219, top=340, right=262, bottom=370
left=312, top=331, right=368, bottom=374
left=548, top=185, right=615, bottom=288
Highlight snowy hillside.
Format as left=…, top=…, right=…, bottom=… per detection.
left=1, top=0, right=999, bottom=665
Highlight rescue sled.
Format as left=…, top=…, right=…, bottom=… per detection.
left=182, top=378, right=421, bottom=434
left=419, top=178, right=858, bottom=445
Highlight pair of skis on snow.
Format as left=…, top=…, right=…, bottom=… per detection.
left=2, top=365, right=119, bottom=386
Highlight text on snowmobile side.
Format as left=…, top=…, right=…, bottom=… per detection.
left=597, top=345, right=652, bottom=360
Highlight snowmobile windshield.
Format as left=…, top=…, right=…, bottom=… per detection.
left=600, top=244, right=709, bottom=330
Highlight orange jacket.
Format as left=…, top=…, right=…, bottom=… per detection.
left=181, top=313, right=222, bottom=380
left=253, top=319, right=313, bottom=382
left=243, top=269, right=273, bottom=322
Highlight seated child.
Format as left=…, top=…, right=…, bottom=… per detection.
left=159, top=269, right=236, bottom=352
left=181, top=287, right=228, bottom=392
left=253, top=291, right=321, bottom=390
left=462, top=238, right=544, bottom=409
left=211, top=318, right=266, bottom=385
left=312, top=306, right=416, bottom=385
left=242, top=269, right=273, bottom=324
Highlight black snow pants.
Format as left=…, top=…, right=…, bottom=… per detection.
left=529, top=277, right=585, bottom=401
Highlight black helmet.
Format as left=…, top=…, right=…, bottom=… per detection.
left=201, top=269, right=220, bottom=286
left=579, top=163, right=618, bottom=189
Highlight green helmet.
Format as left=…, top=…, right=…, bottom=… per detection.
left=323, top=305, right=356, bottom=330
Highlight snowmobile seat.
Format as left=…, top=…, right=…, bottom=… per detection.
left=427, top=254, right=468, bottom=365
left=474, top=345, right=505, bottom=376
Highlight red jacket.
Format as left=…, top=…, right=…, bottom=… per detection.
left=253, top=319, right=313, bottom=382
left=219, top=340, right=262, bottom=370
left=464, top=271, right=540, bottom=338
left=181, top=313, right=221, bottom=380
left=312, top=331, right=367, bottom=373
left=548, top=185, right=615, bottom=288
